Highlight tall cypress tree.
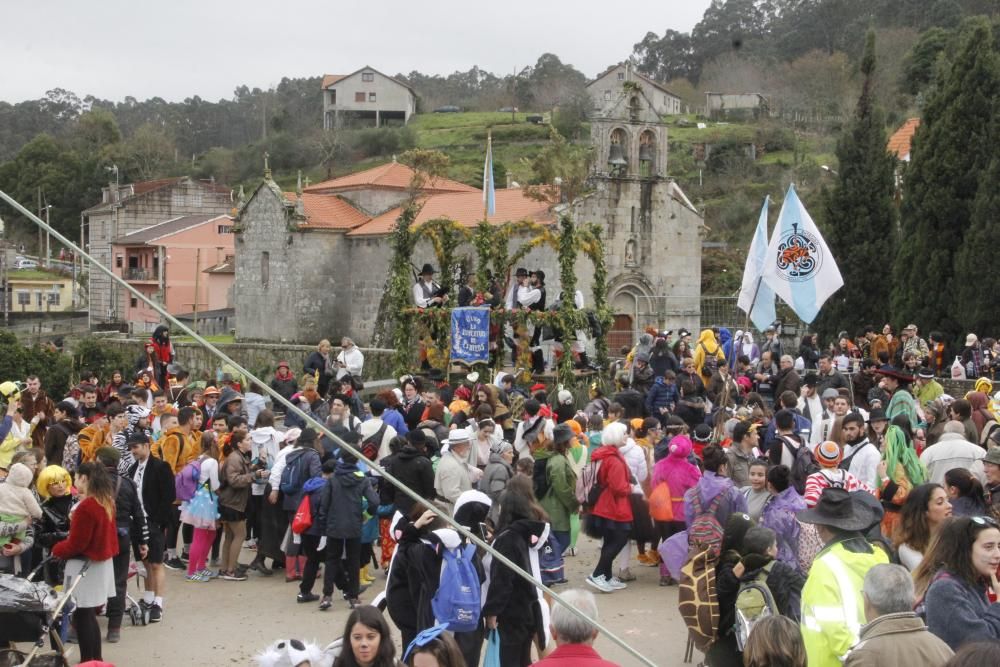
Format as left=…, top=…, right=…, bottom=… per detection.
left=891, top=18, right=999, bottom=336
left=952, top=99, right=1000, bottom=336
left=815, top=31, right=897, bottom=344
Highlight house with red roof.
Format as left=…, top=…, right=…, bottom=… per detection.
left=888, top=118, right=920, bottom=162
left=322, top=66, right=417, bottom=128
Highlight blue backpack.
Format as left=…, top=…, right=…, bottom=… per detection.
left=280, top=450, right=311, bottom=496
left=431, top=543, right=481, bottom=632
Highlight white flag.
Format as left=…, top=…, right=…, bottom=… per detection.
left=737, top=197, right=776, bottom=332
left=761, top=184, right=843, bottom=323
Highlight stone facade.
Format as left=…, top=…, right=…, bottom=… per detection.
left=233, top=87, right=704, bottom=348
left=84, top=178, right=232, bottom=327
left=576, top=83, right=705, bottom=338
left=588, top=63, right=683, bottom=117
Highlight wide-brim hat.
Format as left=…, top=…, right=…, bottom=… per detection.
left=803, top=373, right=819, bottom=388
left=553, top=423, right=574, bottom=445
left=797, top=487, right=879, bottom=531
left=917, top=369, right=934, bottom=379
left=679, top=328, right=691, bottom=338
left=868, top=407, right=887, bottom=422
left=875, top=364, right=913, bottom=383
left=203, top=386, right=221, bottom=397
left=419, top=263, right=437, bottom=275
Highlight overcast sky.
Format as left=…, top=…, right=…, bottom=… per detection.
left=1, top=0, right=711, bottom=103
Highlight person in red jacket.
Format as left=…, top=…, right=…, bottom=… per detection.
left=586, top=421, right=634, bottom=594
left=534, top=589, right=622, bottom=666
left=52, top=461, right=118, bottom=662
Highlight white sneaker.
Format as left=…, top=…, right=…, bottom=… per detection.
left=586, top=574, right=613, bottom=593
left=607, top=576, right=628, bottom=590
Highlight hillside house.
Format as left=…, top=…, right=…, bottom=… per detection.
left=6, top=270, right=78, bottom=313
left=588, top=63, right=683, bottom=117
left=322, top=66, right=417, bottom=128
left=888, top=118, right=920, bottom=162
left=705, top=92, right=769, bottom=119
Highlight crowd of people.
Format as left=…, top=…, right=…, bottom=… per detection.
left=2, top=319, right=1000, bottom=666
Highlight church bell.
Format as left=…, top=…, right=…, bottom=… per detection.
left=638, top=143, right=654, bottom=163
left=608, top=143, right=627, bottom=168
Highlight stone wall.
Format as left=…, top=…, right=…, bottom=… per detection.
left=233, top=185, right=350, bottom=344
left=337, top=189, right=408, bottom=216
left=72, top=336, right=396, bottom=384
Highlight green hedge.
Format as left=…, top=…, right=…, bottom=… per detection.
left=0, top=332, right=73, bottom=398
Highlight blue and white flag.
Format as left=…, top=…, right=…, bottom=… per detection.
left=761, top=184, right=843, bottom=323
left=737, top=196, right=777, bottom=332
left=482, top=133, right=496, bottom=216
left=450, top=307, right=490, bottom=364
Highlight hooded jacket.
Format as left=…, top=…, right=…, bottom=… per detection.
left=652, top=435, right=701, bottom=521
left=693, top=329, right=725, bottom=385
left=760, top=486, right=806, bottom=570
left=317, top=462, right=379, bottom=539
left=645, top=376, right=679, bottom=417
left=537, top=449, right=579, bottom=532
left=683, top=470, right=748, bottom=529
left=481, top=450, right=513, bottom=509
left=385, top=445, right=435, bottom=516
left=0, top=462, right=42, bottom=520
left=212, top=386, right=244, bottom=426
left=250, top=426, right=282, bottom=495
left=589, top=445, right=633, bottom=523
left=151, top=425, right=196, bottom=475
left=801, top=536, right=888, bottom=667
left=269, top=370, right=298, bottom=402
left=483, top=518, right=550, bottom=647
left=279, top=446, right=323, bottom=511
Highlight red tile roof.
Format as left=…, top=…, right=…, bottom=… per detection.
left=304, top=162, right=478, bottom=195
left=888, top=118, right=920, bottom=160
left=282, top=192, right=370, bottom=230
left=348, top=188, right=554, bottom=237
left=321, top=74, right=348, bottom=88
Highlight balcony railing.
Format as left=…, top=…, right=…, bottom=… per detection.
left=124, top=267, right=155, bottom=281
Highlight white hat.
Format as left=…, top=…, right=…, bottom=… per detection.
left=467, top=372, right=480, bottom=384
left=283, top=427, right=302, bottom=444
left=966, top=333, right=979, bottom=347
left=448, top=428, right=472, bottom=445
left=557, top=389, right=573, bottom=405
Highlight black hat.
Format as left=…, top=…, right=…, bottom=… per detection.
left=419, top=263, right=436, bottom=276
left=875, top=364, right=913, bottom=383
left=126, top=432, right=150, bottom=447
left=679, top=328, right=691, bottom=338
left=693, top=424, right=712, bottom=443
left=515, top=267, right=528, bottom=277
left=917, top=369, right=934, bottom=379
left=797, top=487, right=879, bottom=532
left=553, top=423, right=574, bottom=446
left=868, top=408, right=887, bottom=423
left=803, top=373, right=819, bottom=388
left=426, top=368, right=445, bottom=381
left=533, top=269, right=545, bottom=282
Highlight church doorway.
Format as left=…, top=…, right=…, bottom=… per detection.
left=608, top=314, right=634, bottom=354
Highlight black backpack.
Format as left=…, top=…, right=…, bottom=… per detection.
left=533, top=457, right=551, bottom=500
left=781, top=435, right=818, bottom=495
left=699, top=343, right=719, bottom=375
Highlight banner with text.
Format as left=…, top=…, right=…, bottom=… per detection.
left=450, top=307, right=490, bottom=365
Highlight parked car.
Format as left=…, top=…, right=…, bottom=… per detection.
left=498, top=106, right=518, bottom=113
left=14, top=259, right=38, bottom=270
left=434, top=105, right=461, bottom=113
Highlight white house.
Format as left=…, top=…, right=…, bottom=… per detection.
left=587, top=63, right=683, bottom=118
left=322, top=66, right=417, bottom=128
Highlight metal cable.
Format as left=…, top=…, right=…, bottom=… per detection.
left=0, top=190, right=657, bottom=666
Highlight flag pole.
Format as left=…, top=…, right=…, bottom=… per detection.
left=483, top=131, right=492, bottom=221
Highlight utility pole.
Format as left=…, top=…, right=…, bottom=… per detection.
left=36, top=188, right=42, bottom=261
left=193, top=247, right=201, bottom=334
left=512, top=66, right=517, bottom=122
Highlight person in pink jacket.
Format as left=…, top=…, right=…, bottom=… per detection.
left=651, top=435, right=701, bottom=585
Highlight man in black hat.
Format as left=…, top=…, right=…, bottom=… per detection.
left=799, top=488, right=888, bottom=667
left=913, top=367, right=944, bottom=407
left=875, top=364, right=918, bottom=424
left=412, top=263, right=447, bottom=308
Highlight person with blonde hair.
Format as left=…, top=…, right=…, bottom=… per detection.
left=304, top=338, right=333, bottom=396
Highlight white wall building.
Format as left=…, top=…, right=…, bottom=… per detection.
left=322, top=66, right=417, bottom=128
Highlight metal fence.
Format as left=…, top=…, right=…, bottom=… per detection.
left=611, top=296, right=808, bottom=352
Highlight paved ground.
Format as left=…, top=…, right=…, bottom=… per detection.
left=47, top=538, right=701, bottom=666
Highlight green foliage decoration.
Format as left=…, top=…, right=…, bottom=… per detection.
left=0, top=332, right=73, bottom=398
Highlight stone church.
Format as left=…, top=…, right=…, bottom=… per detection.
left=233, top=76, right=704, bottom=347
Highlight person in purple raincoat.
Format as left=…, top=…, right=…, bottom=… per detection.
left=760, top=464, right=807, bottom=571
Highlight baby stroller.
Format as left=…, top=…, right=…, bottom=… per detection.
left=0, top=559, right=89, bottom=667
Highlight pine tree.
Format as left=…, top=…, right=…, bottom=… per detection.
left=814, top=31, right=897, bottom=344
left=891, top=18, right=999, bottom=336
left=952, top=99, right=1000, bottom=336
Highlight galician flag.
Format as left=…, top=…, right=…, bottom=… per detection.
left=483, top=132, right=496, bottom=216
left=761, top=184, right=843, bottom=323
left=737, top=196, right=777, bottom=332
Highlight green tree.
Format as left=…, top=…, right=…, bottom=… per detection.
left=891, top=18, right=999, bottom=336
left=814, top=32, right=897, bottom=341
left=952, top=100, right=1000, bottom=335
